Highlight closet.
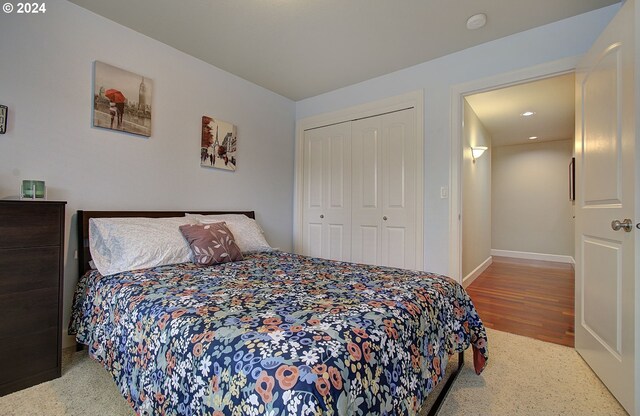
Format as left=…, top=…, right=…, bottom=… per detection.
left=300, top=107, right=419, bottom=270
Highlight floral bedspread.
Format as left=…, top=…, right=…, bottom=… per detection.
left=70, top=251, right=488, bottom=415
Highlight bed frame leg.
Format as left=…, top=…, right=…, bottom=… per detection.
left=426, top=351, right=464, bottom=416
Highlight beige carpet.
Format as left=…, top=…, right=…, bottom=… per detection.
left=438, top=329, right=627, bottom=416
left=0, top=329, right=627, bottom=415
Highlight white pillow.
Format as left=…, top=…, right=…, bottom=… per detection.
left=186, top=214, right=272, bottom=253
left=89, top=216, right=197, bottom=276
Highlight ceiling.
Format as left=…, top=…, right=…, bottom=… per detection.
left=465, top=73, right=575, bottom=147
left=68, top=0, right=618, bottom=101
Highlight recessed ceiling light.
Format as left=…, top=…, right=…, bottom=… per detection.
left=466, top=13, right=487, bottom=30
left=529, top=136, right=538, bottom=140
left=521, top=111, right=536, bottom=117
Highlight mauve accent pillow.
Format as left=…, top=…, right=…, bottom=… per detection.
left=185, top=213, right=273, bottom=253
left=179, top=222, right=243, bottom=265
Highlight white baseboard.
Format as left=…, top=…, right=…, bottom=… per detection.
left=463, top=256, right=492, bottom=288
left=491, top=249, right=575, bottom=264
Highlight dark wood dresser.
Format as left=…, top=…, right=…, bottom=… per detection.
left=0, top=200, right=66, bottom=396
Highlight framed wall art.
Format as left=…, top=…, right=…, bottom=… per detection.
left=93, top=61, right=152, bottom=137
left=201, top=116, right=237, bottom=171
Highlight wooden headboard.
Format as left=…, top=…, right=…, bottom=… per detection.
left=77, top=210, right=256, bottom=276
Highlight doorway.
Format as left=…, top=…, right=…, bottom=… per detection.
left=459, top=73, right=576, bottom=346
left=449, top=6, right=637, bottom=412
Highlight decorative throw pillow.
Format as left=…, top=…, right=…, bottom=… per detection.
left=185, top=213, right=273, bottom=253
left=179, top=222, right=243, bottom=265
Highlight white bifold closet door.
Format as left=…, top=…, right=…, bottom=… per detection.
left=351, top=108, right=417, bottom=269
left=302, top=121, right=352, bottom=261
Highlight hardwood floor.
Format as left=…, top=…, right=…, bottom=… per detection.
left=466, top=256, right=575, bottom=347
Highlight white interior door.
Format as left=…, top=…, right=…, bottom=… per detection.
left=352, top=108, right=417, bottom=269
left=381, top=109, right=417, bottom=269
left=302, top=122, right=352, bottom=261
left=575, top=1, right=635, bottom=413
left=351, top=116, right=382, bottom=265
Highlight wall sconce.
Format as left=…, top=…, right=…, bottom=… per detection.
left=471, top=146, right=488, bottom=163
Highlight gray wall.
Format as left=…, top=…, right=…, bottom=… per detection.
left=492, top=140, right=574, bottom=256
left=295, top=5, right=617, bottom=275
left=0, top=1, right=295, bottom=347
left=462, top=101, right=492, bottom=278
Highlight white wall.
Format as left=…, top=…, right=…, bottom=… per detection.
left=296, top=5, right=618, bottom=275
left=462, top=101, right=491, bottom=278
left=492, top=140, right=574, bottom=257
left=0, top=1, right=295, bottom=347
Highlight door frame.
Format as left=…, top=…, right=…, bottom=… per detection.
left=449, top=56, right=579, bottom=281
left=294, top=90, right=425, bottom=269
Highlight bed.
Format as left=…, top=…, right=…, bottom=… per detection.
left=70, top=210, right=488, bottom=415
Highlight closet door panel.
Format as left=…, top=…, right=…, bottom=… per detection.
left=324, top=126, right=351, bottom=261
left=302, top=122, right=351, bottom=261
left=352, top=117, right=383, bottom=265
left=381, top=109, right=417, bottom=269
left=303, top=131, right=325, bottom=257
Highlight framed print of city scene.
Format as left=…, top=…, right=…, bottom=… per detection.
left=201, top=116, right=237, bottom=171
left=93, top=61, right=152, bottom=137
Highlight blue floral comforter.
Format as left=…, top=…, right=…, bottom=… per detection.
left=70, top=251, right=488, bottom=415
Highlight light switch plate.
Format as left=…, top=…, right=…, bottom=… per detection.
left=440, top=186, right=448, bottom=199
left=0, top=105, right=6, bottom=134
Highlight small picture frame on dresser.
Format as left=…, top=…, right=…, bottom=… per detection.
left=19, top=180, right=46, bottom=200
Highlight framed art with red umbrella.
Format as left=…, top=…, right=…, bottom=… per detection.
left=93, top=61, right=153, bottom=137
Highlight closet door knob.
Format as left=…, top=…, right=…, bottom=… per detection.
left=611, top=219, right=632, bottom=232
left=320, top=214, right=324, bottom=219
left=383, top=216, right=388, bottom=221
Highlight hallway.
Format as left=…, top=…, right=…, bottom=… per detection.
left=466, top=256, right=575, bottom=347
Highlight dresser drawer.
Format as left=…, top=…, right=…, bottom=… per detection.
left=0, top=328, right=59, bottom=390
left=0, top=202, right=63, bottom=249
left=0, top=287, right=59, bottom=338
left=0, top=246, right=60, bottom=294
